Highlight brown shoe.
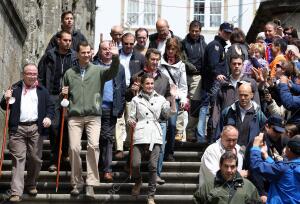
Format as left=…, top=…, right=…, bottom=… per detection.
left=115, top=151, right=124, bottom=159
left=147, top=198, right=156, bottom=204
left=131, top=179, right=142, bottom=196
left=103, top=172, right=113, bottom=182
left=175, top=133, right=183, bottom=141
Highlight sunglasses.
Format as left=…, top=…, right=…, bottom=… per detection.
left=124, top=43, right=134, bottom=46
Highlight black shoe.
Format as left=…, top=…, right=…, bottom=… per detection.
left=164, top=155, right=175, bottom=162
left=48, top=164, right=57, bottom=172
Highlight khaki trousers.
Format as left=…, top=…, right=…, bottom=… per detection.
left=68, top=116, right=101, bottom=188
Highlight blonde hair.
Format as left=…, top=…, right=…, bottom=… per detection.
left=250, top=43, right=265, bottom=57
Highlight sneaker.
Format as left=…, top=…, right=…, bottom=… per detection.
left=85, top=185, right=95, bottom=199
left=27, top=187, right=38, bottom=196
left=103, top=172, right=113, bottom=182
left=70, top=187, right=82, bottom=196
left=9, top=195, right=21, bottom=202
left=175, top=133, right=183, bottom=141
left=115, top=151, right=124, bottom=159
left=131, top=179, right=142, bottom=197
left=48, top=164, right=57, bottom=172
left=147, top=198, right=156, bottom=204
left=156, top=176, right=165, bottom=185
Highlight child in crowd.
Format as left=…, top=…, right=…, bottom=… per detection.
left=243, top=43, right=269, bottom=79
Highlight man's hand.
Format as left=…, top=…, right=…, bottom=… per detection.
left=253, top=133, right=264, bottom=147
left=61, top=86, right=69, bottom=95
left=131, top=81, right=140, bottom=95
left=280, top=75, right=289, bottom=84
left=216, top=74, right=226, bottom=82
left=264, top=93, right=272, bottom=103
left=261, top=144, right=269, bottom=160
left=4, top=89, right=13, bottom=100
left=128, top=118, right=136, bottom=128
left=239, top=170, right=248, bottom=178
left=43, top=117, right=51, bottom=128
left=260, top=195, right=268, bottom=204
left=109, top=40, right=119, bottom=56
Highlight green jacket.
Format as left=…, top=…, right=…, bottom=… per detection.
left=63, top=56, right=119, bottom=117
left=194, top=171, right=261, bottom=204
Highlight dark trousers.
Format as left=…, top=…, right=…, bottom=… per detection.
left=49, top=95, right=69, bottom=164
left=100, top=108, right=117, bottom=173
left=132, top=144, right=160, bottom=197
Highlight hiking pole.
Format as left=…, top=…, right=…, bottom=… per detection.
left=56, top=95, right=69, bottom=192
left=0, top=87, right=15, bottom=176
left=129, top=126, right=134, bottom=179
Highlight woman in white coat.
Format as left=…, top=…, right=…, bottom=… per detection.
left=128, top=73, right=176, bottom=204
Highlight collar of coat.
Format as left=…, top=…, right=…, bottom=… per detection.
left=230, top=100, right=260, bottom=112
left=214, top=170, right=244, bottom=187
left=138, top=90, right=159, bottom=101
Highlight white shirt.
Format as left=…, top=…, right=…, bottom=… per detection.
left=20, top=85, right=38, bottom=122
left=119, top=51, right=132, bottom=87
left=199, top=139, right=244, bottom=187
left=239, top=103, right=253, bottom=122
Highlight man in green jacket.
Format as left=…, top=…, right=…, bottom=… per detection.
left=62, top=41, right=119, bottom=198
left=194, top=151, right=261, bottom=204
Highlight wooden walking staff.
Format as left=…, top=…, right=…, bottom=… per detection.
left=0, top=87, right=14, bottom=177
left=56, top=95, right=69, bottom=192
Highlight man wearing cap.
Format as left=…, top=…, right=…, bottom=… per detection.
left=250, top=133, right=300, bottom=203
left=201, top=22, right=233, bottom=141
left=244, top=115, right=288, bottom=202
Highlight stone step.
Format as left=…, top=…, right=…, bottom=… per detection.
left=3, top=149, right=202, bottom=161
left=40, top=140, right=207, bottom=152
left=0, top=182, right=197, bottom=195
left=0, top=171, right=199, bottom=184
left=0, top=194, right=194, bottom=204
left=1, top=160, right=201, bottom=172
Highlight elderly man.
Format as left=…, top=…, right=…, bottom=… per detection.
left=215, top=83, right=267, bottom=147
left=195, top=151, right=260, bottom=204
left=148, top=18, right=180, bottom=55
left=251, top=134, right=300, bottom=203
left=199, top=125, right=246, bottom=187
left=62, top=41, right=119, bottom=198
left=110, top=25, right=124, bottom=50
left=1, top=63, right=54, bottom=202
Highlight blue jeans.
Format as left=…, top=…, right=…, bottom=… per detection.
left=196, top=106, right=208, bottom=143
left=157, top=122, right=167, bottom=176
left=164, top=100, right=180, bottom=158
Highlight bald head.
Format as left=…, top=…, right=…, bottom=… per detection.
left=238, top=83, right=253, bottom=109
left=221, top=125, right=239, bottom=151
left=156, top=18, right=170, bottom=40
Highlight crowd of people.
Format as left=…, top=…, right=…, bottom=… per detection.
left=1, top=10, right=300, bottom=204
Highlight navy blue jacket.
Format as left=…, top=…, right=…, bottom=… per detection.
left=202, top=35, right=229, bottom=91
left=214, top=101, right=267, bottom=145
left=278, top=83, right=300, bottom=124
left=93, top=59, right=126, bottom=117
left=0, top=81, right=54, bottom=136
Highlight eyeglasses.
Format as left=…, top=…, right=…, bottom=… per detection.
left=24, top=72, right=38, bottom=76
left=137, top=36, right=147, bottom=40
left=123, top=43, right=134, bottom=46
left=276, top=64, right=283, bottom=68
left=284, top=32, right=292, bottom=36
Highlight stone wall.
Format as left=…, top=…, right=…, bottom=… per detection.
left=0, top=0, right=95, bottom=154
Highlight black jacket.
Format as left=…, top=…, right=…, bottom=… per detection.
left=119, top=49, right=145, bottom=78
left=38, top=47, right=77, bottom=95
left=181, top=34, right=207, bottom=75
left=202, top=35, right=229, bottom=91
left=46, top=29, right=87, bottom=52
left=0, top=81, right=55, bottom=136
left=148, top=30, right=181, bottom=49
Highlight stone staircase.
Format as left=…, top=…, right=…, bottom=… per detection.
left=0, top=140, right=206, bottom=204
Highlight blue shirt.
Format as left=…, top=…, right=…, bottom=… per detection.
left=250, top=146, right=300, bottom=204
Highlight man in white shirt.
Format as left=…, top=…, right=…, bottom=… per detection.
left=199, top=125, right=247, bottom=187
left=1, top=63, right=54, bottom=202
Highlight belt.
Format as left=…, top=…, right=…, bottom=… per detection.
left=19, top=121, right=38, bottom=126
